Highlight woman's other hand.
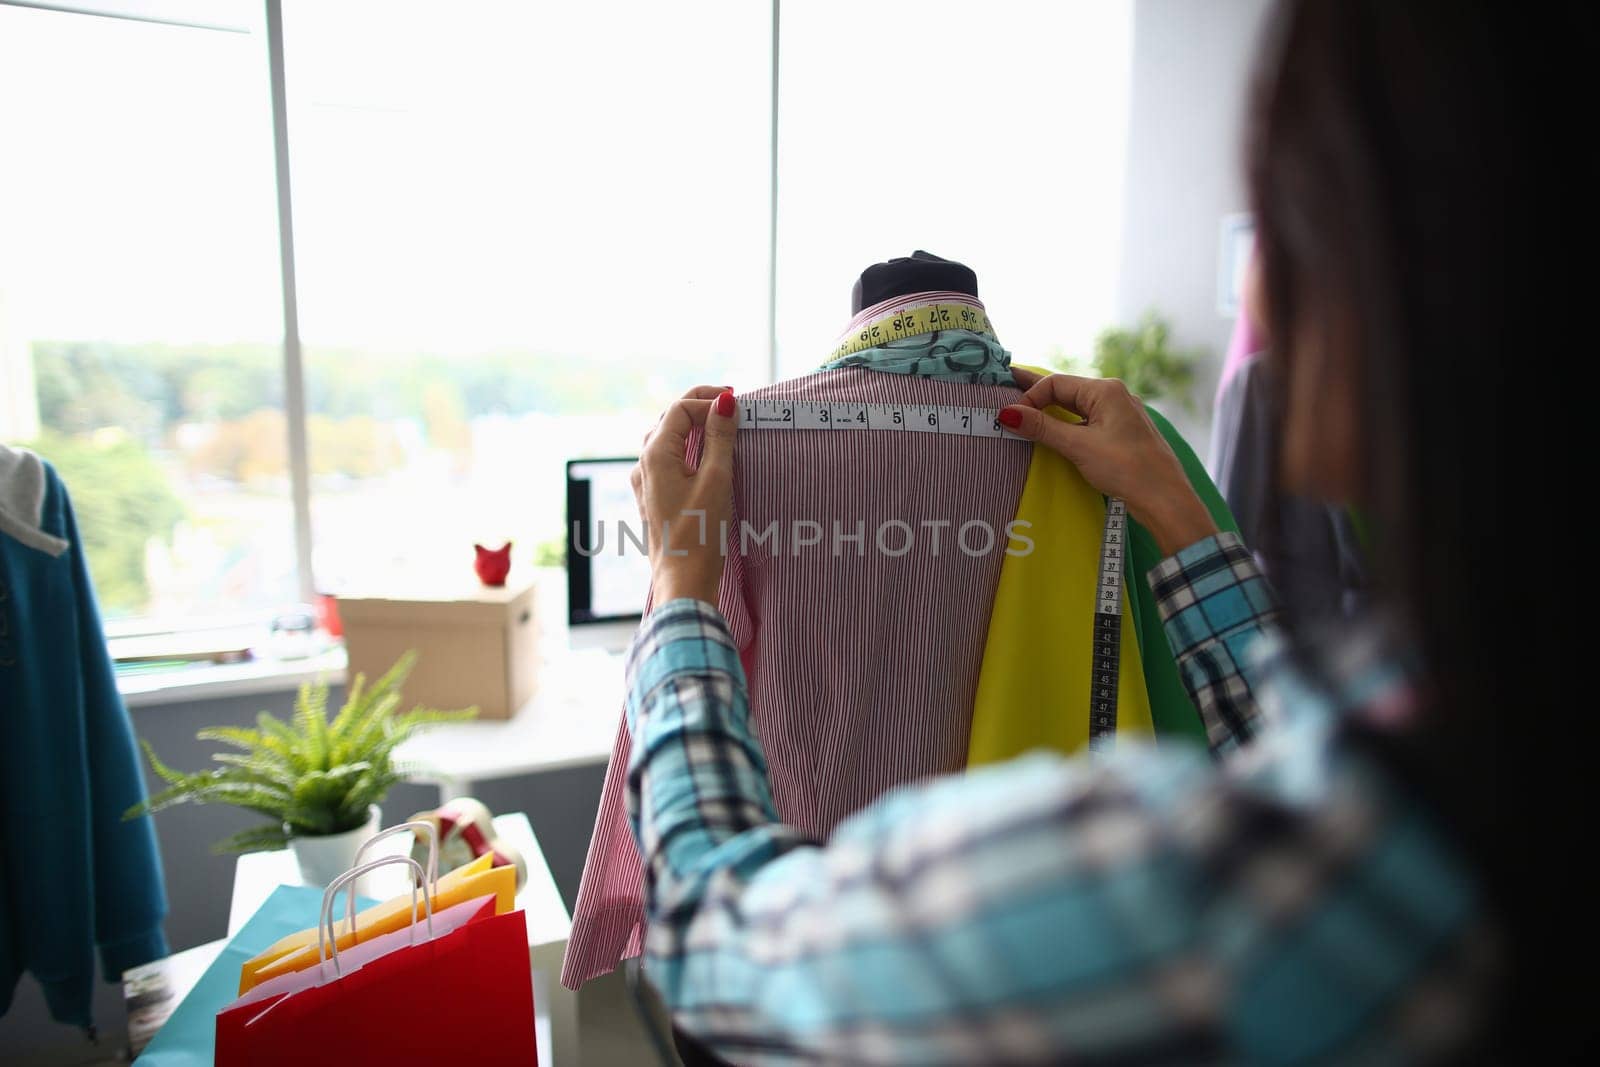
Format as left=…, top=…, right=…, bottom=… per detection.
left=632, top=385, right=739, bottom=607
left=1000, top=369, right=1218, bottom=556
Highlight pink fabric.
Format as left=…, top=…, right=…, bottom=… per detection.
left=560, top=368, right=1032, bottom=988
left=1218, top=248, right=1264, bottom=398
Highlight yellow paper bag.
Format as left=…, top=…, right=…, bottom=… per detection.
left=238, top=853, right=516, bottom=993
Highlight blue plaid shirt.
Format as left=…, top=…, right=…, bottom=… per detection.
left=624, top=534, right=1492, bottom=1063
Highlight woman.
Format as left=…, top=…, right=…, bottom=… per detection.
left=623, top=1, right=1571, bottom=1060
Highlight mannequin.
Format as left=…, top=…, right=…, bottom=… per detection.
left=851, top=249, right=978, bottom=312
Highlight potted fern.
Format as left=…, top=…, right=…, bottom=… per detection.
left=127, top=651, right=474, bottom=886
left=1053, top=311, right=1206, bottom=412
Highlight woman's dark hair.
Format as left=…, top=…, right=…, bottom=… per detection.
left=1246, top=0, right=1582, bottom=1052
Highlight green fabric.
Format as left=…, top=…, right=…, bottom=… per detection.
left=1125, top=406, right=1240, bottom=746
left=820, top=328, right=1013, bottom=385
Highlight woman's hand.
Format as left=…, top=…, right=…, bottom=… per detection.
left=631, top=385, right=739, bottom=607
left=999, top=369, right=1218, bottom=556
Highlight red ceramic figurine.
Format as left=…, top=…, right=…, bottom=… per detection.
left=474, top=542, right=512, bottom=587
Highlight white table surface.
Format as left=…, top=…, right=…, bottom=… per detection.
left=118, top=647, right=348, bottom=708
left=228, top=812, right=575, bottom=1065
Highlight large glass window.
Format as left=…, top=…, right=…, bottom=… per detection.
left=0, top=5, right=286, bottom=621
left=282, top=0, right=772, bottom=593
left=1, top=1, right=1135, bottom=629
left=776, top=0, right=1133, bottom=377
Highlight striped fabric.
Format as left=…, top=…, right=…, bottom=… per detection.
left=561, top=367, right=1033, bottom=988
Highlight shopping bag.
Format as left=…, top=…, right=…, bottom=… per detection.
left=216, top=856, right=537, bottom=1066
left=239, top=849, right=516, bottom=992
left=220, top=911, right=536, bottom=1065
left=235, top=819, right=452, bottom=990
left=134, top=883, right=375, bottom=1066
left=227, top=892, right=498, bottom=1015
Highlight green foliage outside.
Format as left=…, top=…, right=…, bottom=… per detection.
left=27, top=430, right=184, bottom=613
left=23, top=338, right=734, bottom=615
left=181, top=410, right=406, bottom=484
left=126, top=651, right=476, bottom=853
left=32, top=339, right=660, bottom=445
left=1051, top=312, right=1206, bottom=411
left=26, top=339, right=673, bottom=613
left=532, top=535, right=566, bottom=568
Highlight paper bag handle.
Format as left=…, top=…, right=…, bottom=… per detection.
left=318, top=855, right=435, bottom=976
left=353, top=820, right=439, bottom=888
left=349, top=820, right=439, bottom=932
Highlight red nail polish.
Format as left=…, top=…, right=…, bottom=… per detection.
left=715, top=390, right=736, bottom=417
left=998, top=406, right=1023, bottom=429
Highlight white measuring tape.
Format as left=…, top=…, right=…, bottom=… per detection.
left=737, top=398, right=1016, bottom=437
left=736, top=396, right=1128, bottom=749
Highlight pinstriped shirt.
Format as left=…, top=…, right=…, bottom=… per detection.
left=564, top=369, right=1034, bottom=988
left=624, top=535, right=1493, bottom=1063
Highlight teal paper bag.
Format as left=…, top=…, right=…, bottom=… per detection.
left=136, top=884, right=375, bottom=1065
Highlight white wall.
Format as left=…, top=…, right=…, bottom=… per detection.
left=1115, top=0, right=1275, bottom=451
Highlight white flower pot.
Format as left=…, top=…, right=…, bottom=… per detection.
left=289, top=805, right=381, bottom=889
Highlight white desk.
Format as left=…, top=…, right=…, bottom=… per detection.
left=228, top=812, right=575, bottom=1066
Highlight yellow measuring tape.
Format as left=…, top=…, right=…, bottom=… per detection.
left=824, top=302, right=997, bottom=364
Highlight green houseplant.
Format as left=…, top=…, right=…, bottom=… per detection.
left=1055, top=312, right=1206, bottom=412
left=126, top=651, right=474, bottom=883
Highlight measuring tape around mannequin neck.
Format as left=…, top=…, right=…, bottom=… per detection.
left=736, top=397, right=1127, bottom=749
left=825, top=301, right=998, bottom=364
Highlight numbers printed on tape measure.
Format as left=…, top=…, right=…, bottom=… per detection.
left=739, top=400, right=1014, bottom=439
left=826, top=301, right=997, bottom=363
left=1087, top=498, right=1128, bottom=752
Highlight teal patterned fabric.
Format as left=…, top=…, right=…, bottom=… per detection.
left=819, top=328, right=1012, bottom=385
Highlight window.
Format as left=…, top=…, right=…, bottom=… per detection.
left=282, top=0, right=772, bottom=593
left=0, top=0, right=1133, bottom=628
left=0, top=4, right=286, bottom=621
left=776, top=0, right=1133, bottom=377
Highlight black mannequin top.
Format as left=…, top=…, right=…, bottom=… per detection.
left=851, top=250, right=979, bottom=314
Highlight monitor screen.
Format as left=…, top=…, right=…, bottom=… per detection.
left=566, top=458, right=651, bottom=624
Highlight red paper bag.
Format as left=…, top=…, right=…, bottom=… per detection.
left=216, top=908, right=536, bottom=1066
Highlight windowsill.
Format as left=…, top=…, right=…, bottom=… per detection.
left=118, top=647, right=348, bottom=709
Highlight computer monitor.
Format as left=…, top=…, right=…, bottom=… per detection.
left=565, top=457, right=650, bottom=628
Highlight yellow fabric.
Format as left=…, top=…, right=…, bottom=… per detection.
left=968, top=393, right=1154, bottom=764
left=237, top=853, right=516, bottom=993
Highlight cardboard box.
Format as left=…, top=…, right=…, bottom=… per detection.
left=336, top=578, right=538, bottom=721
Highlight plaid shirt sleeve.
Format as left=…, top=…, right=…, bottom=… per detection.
left=1146, top=531, right=1280, bottom=757
left=624, top=538, right=1488, bottom=1064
